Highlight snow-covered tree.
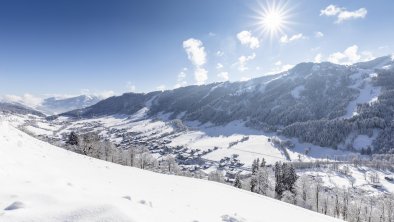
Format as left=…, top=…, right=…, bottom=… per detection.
left=208, top=170, right=225, bottom=183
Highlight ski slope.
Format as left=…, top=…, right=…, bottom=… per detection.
left=0, top=121, right=342, bottom=222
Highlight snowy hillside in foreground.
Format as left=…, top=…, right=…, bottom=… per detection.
left=0, top=121, right=341, bottom=222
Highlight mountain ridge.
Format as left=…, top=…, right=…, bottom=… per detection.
left=59, top=56, right=394, bottom=153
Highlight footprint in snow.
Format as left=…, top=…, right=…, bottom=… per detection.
left=138, top=200, right=153, bottom=207
left=122, top=196, right=131, bottom=201
left=221, top=214, right=245, bottom=222
left=4, top=201, right=25, bottom=211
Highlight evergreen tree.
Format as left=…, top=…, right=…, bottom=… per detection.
left=250, top=176, right=257, bottom=192
left=251, top=158, right=260, bottom=175
left=260, top=158, right=266, bottom=168
left=66, top=131, right=79, bottom=146
left=233, top=174, right=242, bottom=189
left=283, top=164, right=298, bottom=194
left=275, top=162, right=298, bottom=198
left=275, top=162, right=284, bottom=198
left=255, top=167, right=270, bottom=195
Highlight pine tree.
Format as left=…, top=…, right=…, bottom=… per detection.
left=66, top=131, right=79, bottom=146
left=275, top=162, right=284, bottom=198
left=251, top=158, right=260, bottom=175
left=250, top=176, right=257, bottom=192
left=234, top=174, right=242, bottom=189
left=260, top=158, right=266, bottom=168
left=286, top=164, right=298, bottom=194
left=275, top=162, right=298, bottom=198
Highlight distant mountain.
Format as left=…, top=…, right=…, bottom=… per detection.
left=37, top=95, right=102, bottom=115
left=0, top=102, right=45, bottom=117
left=61, top=56, right=394, bottom=154
left=62, top=92, right=158, bottom=117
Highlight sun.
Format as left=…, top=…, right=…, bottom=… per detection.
left=253, top=1, right=293, bottom=40
left=262, top=9, right=284, bottom=33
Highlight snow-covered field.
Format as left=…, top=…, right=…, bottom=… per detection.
left=343, top=71, right=381, bottom=119
left=0, top=121, right=342, bottom=222
left=300, top=165, right=394, bottom=195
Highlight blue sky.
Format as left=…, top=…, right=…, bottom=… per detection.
left=1, top=0, right=394, bottom=100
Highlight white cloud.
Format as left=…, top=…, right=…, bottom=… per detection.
left=280, top=64, right=294, bottom=72
left=270, top=61, right=294, bottom=74
left=337, top=8, right=367, bottom=23
left=1, top=93, right=43, bottom=108
left=95, top=90, right=115, bottom=99
left=240, top=76, right=251, bottom=81
left=328, top=45, right=374, bottom=64
left=194, top=68, right=208, bottom=85
left=80, top=89, right=91, bottom=95
left=216, top=63, right=223, bottom=69
left=174, top=68, right=188, bottom=89
left=217, top=72, right=229, bottom=81
left=183, top=38, right=208, bottom=84
left=361, top=51, right=375, bottom=62
left=79, top=89, right=115, bottom=99
left=156, top=85, right=166, bottom=91
left=320, top=5, right=367, bottom=23
left=126, top=82, right=136, bottom=92
left=174, top=82, right=187, bottom=89
left=237, top=53, right=256, bottom=72
left=320, top=5, right=342, bottom=16
left=183, top=38, right=207, bottom=67
left=177, top=69, right=187, bottom=81
left=314, top=53, right=323, bottom=63
left=280, top=33, right=306, bottom=43
left=315, top=32, right=324, bottom=38
left=236, top=31, right=260, bottom=49
left=216, top=50, right=224, bottom=57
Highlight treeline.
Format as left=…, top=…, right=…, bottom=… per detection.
left=63, top=131, right=200, bottom=177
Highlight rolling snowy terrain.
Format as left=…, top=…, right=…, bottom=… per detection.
left=0, top=120, right=342, bottom=222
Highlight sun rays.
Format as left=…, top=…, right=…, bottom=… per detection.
left=252, top=1, right=294, bottom=41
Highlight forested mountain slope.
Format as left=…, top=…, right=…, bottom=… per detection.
left=62, top=56, right=394, bottom=153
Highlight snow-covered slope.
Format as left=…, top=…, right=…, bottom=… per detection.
left=0, top=121, right=341, bottom=222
